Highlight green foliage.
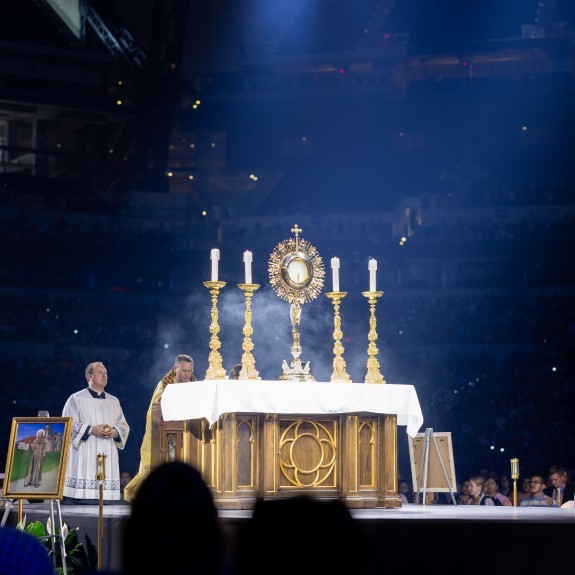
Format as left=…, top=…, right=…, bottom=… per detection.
left=16, top=516, right=91, bottom=575
left=22, top=519, right=46, bottom=537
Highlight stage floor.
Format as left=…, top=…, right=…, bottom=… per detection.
left=11, top=502, right=575, bottom=525
left=6, top=501, right=575, bottom=574
left=12, top=500, right=575, bottom=522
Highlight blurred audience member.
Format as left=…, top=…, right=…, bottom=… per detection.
left=457, top=479, right=471, bottom=505
left=543, top=464, right=574, bottom=506
left=485, top=477, right=512, bottom=506
left=499, top=474, right=512, bottom=498
left=0, top=526, right=56, bottom=575
left=122, top=461, right=228, bottom=575
left=424, top=491, right=439, bottom=505
left=120, top=471, right=132, bottom=496
left=234, top=495, right=372, bottom=575
left=516, top=476, right=532, bottom=505
left=398, top=479, right=412, bottom=503
left=520, top=475, right=558, bottom=507
left=229, top=364, right=242, bottom=380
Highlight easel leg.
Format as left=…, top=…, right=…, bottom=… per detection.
left=421, top=429, right=431, bottom=505
left=56, top=500, right=67, bottom=575
left=430, top=433, right=458, bottom=505
left=0, top=499, right=14, bottom=527
left=49, top=500, right=57, bottom=570
left=50, top=499, right=68, bottom=575
left=415, top=428, right=432, bottom=504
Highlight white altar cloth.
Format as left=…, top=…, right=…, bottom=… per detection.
left=161, top=380, right=424, bottom=437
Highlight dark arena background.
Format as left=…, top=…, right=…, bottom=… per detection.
left=0, top=2, right=574, bottom=569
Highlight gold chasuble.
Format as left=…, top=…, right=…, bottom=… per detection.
left=123, top=367, right=178, bottom=502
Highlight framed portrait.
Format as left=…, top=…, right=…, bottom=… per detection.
left=3, top=417, right=73, bottom=500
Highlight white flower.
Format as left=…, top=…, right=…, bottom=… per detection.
left=47, top=516, right=69, bottom=539
left=16, top=514, right=27, bottom=531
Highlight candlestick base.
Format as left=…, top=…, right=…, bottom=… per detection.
left=361, top=290, right=386, bottom=384
left=203, top=281, right=228, bottom=380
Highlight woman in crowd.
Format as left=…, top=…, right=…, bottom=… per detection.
left=485, top=476, right=512, bottom=506
left=466, top=475, right=495, bottom=505
left=499, top=474, right=512, bottom=498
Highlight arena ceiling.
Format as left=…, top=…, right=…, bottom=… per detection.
left=181, top=0, right=573, bottom=72
left=1, top=1, right=574, bottom=214
left=4, top=1, right=572, bottom=75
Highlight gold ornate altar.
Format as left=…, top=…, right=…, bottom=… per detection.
left=151, top=406, right=400, bottom=509
left=151, top=379, right=424, bottom=509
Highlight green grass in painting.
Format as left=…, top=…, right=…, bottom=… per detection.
left=9, top=449, right=62, bottom=482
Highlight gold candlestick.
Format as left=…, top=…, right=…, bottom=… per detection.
left=362, top=290, right=386, bottom=384
left=511, top=458, right=519, bottom=507
left=326, top=291, right=351, bottom=383
left=204, top=280, right=228, bottom=380
left=238, top=283, right=261, bottom=380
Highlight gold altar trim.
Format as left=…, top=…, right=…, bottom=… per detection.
left=152, top=406, right=402, bottom=509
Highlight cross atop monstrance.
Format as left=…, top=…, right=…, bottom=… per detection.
left=291, top=224, right=302, bottom=251
left=268, top=225, right=325, bottom=381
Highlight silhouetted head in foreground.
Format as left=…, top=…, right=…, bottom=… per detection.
left=122, top=461, right=225, bottom=575
left=234, top=495, right=371, bottom=575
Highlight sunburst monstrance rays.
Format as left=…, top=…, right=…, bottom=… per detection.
left=268, top=237, right=325, bottom=303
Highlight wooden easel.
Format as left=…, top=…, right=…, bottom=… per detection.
left=1, top=497, right=68, bottom=575
left=414, top=428, right=457, bottom=505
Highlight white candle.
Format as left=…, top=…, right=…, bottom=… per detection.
left=243, top=250, right=253, bottom=284
left=331, top=257, right=340, bottom=292
left=210, top=248, right=220, bottom=281
left=369, top=258, right=377, bottom=291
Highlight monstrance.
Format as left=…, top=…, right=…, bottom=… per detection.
left=268, top=224, right=325, bottom=381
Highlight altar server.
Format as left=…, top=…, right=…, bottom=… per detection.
left=62, top=361, right=129, bottom=502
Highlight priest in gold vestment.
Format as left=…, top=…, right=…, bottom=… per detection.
left=123, top=354, right=196, bottom=502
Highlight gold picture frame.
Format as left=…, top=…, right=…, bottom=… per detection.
left=3, top=417, right=73, bottom=500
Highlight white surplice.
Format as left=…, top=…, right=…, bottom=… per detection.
left=62, top=388, right=129, bottom=500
